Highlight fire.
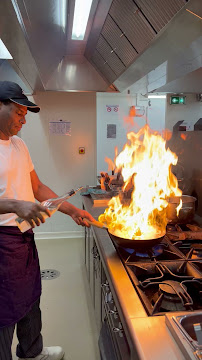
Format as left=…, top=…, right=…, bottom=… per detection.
left=176, top=199, right=182, bottom=216
left=99, top=125, right=182, bottom=240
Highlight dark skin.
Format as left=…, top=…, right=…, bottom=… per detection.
left=0, top=101, right=94, bottom=228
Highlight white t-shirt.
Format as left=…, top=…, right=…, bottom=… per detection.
left=0, top=135, right=35, bottom=226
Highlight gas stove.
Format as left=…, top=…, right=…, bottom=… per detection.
left=110, top=227, right=202, bottom=317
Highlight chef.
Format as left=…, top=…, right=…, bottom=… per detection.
left=0, top=81, right=94, bottom=360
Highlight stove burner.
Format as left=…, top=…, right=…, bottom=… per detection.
left=118, top=244, right=164, bottom=261
left=191, top=243, right=202, bottom=259
left=152, top=280, right=188, bottom=312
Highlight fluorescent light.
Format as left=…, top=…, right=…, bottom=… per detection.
left=72, top=0, right=93, bottom=40
left=61, top=0, right=67, bottom=30
left=148, top=95, right=166, bottom=99
left=0, top=39, right=13, bottom=59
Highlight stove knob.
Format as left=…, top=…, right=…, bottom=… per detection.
left=106, top=291, right=113, bottom=304
left=113, top=327, right=124, bottom=337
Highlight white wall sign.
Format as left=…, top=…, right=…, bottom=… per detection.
left=49, top=120, right=71, bottom=136
left=106, top=105, right=119, bottom=113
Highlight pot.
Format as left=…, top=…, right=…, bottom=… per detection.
left=166, top=195, right=196, bottom=224
left=84, top=218, right=165, bottom=249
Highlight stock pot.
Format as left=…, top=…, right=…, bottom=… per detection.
left=166, top=195, right=196, bottom=224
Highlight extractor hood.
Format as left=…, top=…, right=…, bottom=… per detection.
left=0, top=0, right=201, bottom=93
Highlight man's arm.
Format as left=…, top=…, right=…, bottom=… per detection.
left=30, top=170, right=94, bottom=226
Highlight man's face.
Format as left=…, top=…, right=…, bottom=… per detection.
left=0, top=101, right=27, bottom=140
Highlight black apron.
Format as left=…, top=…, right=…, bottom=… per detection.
left=0, top=227, right=41, bottom=328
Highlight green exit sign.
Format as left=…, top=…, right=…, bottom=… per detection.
left=170, top=96, right=186, bottom=105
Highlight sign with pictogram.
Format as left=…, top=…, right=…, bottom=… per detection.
left=106, top=105, right=119, bottom=113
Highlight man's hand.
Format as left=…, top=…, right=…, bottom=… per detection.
left=15, top=200, right=51, bottom=228
left=70, top=208, right=95, bottom=227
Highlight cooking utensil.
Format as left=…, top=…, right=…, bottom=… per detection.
left=167, top=195, right=196, bottom=224
left=83, top=218, right=165, bottom=249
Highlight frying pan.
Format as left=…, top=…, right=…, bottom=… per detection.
left=84, top=218, right=165, bottom=249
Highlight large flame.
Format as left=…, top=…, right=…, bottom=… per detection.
left=99, top=125, right=182, bottom=240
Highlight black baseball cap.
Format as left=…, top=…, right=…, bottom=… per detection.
left=0, top=81, right=40, bottom=113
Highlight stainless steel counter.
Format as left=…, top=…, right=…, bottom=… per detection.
left=82, top=195, right=193, bottom=360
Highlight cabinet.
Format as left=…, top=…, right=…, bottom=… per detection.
left=85, top=226, right=102, bottom=331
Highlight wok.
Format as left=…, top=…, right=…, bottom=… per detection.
left=84, top=218, right=165, bottom=249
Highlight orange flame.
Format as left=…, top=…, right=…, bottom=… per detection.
left=176, top=199, right=182, bottom=216
left=104, top=146, right=119, bottom=173
left=99, top=125, right=182, bottom=240
left=180, top=133, right=187, bottom=141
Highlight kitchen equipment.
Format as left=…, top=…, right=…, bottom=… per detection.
left=84, top=218, right=165, bottom=249
left=167, top=195, right=196, bottom=224
left=16, top=187, right=83, bottom=233
left=110, top=228, right=202, bottom=316
left=166, top=312, right=202, bottom=360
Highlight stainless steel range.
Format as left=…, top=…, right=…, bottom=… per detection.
left=109, top=223, right=202, bottom=359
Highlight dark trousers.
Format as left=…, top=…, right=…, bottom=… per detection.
left=0, top=299, right=43, bottom=360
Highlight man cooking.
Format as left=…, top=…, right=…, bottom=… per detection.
left=0, top=81, right=95, bottom=360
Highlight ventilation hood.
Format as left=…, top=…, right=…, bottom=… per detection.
left=0, top=0, right=201, bottom=94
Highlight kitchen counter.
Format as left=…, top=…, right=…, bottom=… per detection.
left=82, top=195, right=197, bottom=360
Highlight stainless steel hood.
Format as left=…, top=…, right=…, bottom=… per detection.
left=0, top=0, right=201, bottom=93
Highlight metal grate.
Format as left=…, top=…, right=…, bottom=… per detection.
left=96, top=35, right=126, bottom=76
left=41, top=269, right=60, bottom=280
left=135, top=0, right=188, bottom=33
left=91, top=49, right=117, bottom=84
left=101, top=15, right=138, bottom=67
left=109, top=0, right=156, bottom=54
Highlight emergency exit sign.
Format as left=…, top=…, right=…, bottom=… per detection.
left=170, top=96, right=186, bottom=105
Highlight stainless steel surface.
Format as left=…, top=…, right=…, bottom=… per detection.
left=1, top=0, right=200, bottom=93
left=114, top=0, right=202, bottom=92
left=166, top=312, right=202, bottom=360
left=40, top=269, right=60, bottom=280
left=167, top=195, right=197, bottom=224
left=0, top=0, right=44, bottom=93
left=83, top=196, right=198, bottom=359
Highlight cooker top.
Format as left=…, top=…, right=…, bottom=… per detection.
left=109, top=223, right=202, bottom=316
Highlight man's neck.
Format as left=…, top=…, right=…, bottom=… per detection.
left=0, top=130, right=9, bottom=140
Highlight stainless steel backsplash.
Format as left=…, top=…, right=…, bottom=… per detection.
left=167, top=131, right=202, bottom=216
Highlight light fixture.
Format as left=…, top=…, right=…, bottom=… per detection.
left=71, top=0, right=93, bottom=40
left=148, top=95, right=166, bottom=99
left=0, top=39, right=13, bottom=59
left=61, top=0, right=67, bottom=31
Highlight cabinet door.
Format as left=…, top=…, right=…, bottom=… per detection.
left=94, top=243, right=102, bottom=331
left=84, top=227, right=90, bottom=280
left=89, top=228, right=95, bottom=304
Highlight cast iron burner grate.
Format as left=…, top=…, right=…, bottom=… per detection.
left=126, top=261, right=202, bottom=315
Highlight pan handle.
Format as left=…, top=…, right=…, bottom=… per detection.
left=83, top=218, right=108, bottom=229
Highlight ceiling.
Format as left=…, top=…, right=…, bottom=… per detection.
left=0, top=0, right=201, bottom=94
